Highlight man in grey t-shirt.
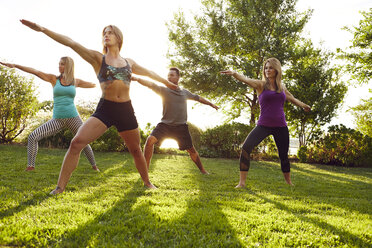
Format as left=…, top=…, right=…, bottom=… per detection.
left=132, top=67, right=218, bottom=174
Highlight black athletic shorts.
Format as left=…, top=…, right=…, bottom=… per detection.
left=151, top=123, right=193, bottom=150
left=92, top=98, right=138, bottom=132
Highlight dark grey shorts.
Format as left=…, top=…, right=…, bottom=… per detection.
left=151, top=123, right=193, bottom=150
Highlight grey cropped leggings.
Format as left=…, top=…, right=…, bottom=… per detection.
left=27, top=116, right=96, bottom=167
left=240, top=125, right=290, bottom=173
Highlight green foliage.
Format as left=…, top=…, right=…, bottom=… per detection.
left=187, top=121, right=202, bottom=150
left=167, top=0, right=312, bottom=124
left=90, top=127, right=126, bottom=152
left=305, top=125, right=372, bottom=167
left=348, top=89, right=372, bottom=137
left=0, top=66, right=39, bottom=143
left=38, top=100, right=53, bottom=112
left=284, top=41, right=347, bottom=146
left=38, top=128, right=74, bottom=149
left=199, top=122, right=254, bottom=158
left=297, top=146, right=307, bottom=162
left=75, top=100, right=97, bottom=120
left=199, top=122, right=279, bottom=159
left=1, top=144, right=371, bottom=247
left=338, top=8, right=372, bottom=85
left=140, top=122, right=153, bottom=147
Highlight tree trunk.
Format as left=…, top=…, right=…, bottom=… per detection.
left=249, top=91, right=259, bottom=125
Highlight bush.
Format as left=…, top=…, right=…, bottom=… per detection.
left=23, top=121, right=151, bottom=153
left=199, top=122, right=280, bottom=159
left=297, top=146, right=308, bottom=162
left=305, top=125, right=372, bottom=167
left=38, top=128, right=74, bottom=149
left=187, top=122, right=202, bottom=150
left=0, top=67, right=39, bottom=143
left=199, top=122, right=254, bottom=158
left=91, top=127, right=126, bottom=152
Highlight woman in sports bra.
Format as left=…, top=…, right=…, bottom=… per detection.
left=0, top=57, right=99, bottom=172
left=221, top=58, right=311, bottom=188
left=20, top=19, right=177, bottom=194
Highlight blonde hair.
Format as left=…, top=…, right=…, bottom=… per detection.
left=60, top=57, right=75, bottom=85
left=262, top=57, right=283, bottom=93
left=102, top=25, right=123, bottom=54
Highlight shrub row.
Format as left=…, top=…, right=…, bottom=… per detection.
left=298, top=125, right=372, bottom=167
left=22, top=121, right=277, bottom=159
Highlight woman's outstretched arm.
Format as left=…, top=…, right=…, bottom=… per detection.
left=285, top=87, right=311, bottom=112
left=131, top=76, right=158, bottom=89
left=75, top=79, right=96, bottom=88
left=20, top=19, right=102, bottom=73
left=220, top=70, right=264, bottom=91
left=129, top=59, right=178, bottom=90
left=0, top=61, right=56, bottom=85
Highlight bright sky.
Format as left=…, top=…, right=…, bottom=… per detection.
left=1, top=0, right=371, bottom=134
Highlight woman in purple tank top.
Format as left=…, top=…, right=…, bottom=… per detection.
left=221, top=58, right=310, bottom=188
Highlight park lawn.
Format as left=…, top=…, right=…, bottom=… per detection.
left=0, top=144, right=371, bottom=247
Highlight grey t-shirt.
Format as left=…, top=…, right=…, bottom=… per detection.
left=150, top=84, right=200, bottom=125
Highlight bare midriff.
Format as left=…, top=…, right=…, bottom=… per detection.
left=100, top=80, right=131, bottom=102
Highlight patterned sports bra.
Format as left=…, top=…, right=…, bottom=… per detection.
left=97, top=55, right=132, bottom=85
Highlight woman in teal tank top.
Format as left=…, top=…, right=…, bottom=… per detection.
left=0, top=57, right=100, bottom=172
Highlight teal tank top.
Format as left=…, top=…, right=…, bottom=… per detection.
left=53, top=78, right=79, bottom=119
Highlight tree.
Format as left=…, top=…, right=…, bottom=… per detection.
left=338, top=9, right=372, bottom=138
left=284, top=41, right=347, bottom=147
left=167, top=0, right=312, bottom=125
left=0, top=66, right=39, bottom=143
left=338, top=8, right=372, bottom=85
left=348, top=90, right=372, bottom=137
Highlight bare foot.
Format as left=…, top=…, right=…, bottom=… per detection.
left=286, top=181, right=294, bottom=186
left=50, top=186, right=64, bottom=195
left=283, top=172, right=293, bottom=185
left=144, top=182, right=157, bottom=189
left=25, top=166, right=35, bottom=171
left=235, top=183, right=246, bottom=188
left=92, top=165, right=100, bottom=172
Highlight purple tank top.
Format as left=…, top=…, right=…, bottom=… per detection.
left=257, top=89, right=287, bottom=127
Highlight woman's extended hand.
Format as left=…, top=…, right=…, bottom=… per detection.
left=20, top=19, right=44, bottom=32
left=303, top=104, right=311, bottom=112
left=220, top=70, right=236, bottom=76
left=211, top=103, right=219, bottom=110
left=0, top=62, right=15, bottom=68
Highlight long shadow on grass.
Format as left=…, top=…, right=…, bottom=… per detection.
left=293, top=163, right=372, bottom=185
left=246, top=161, right=371, bottom=216
left=0, top=192, right=52, bottom=220
left=290, top=164, right=372, bottom=216
left=0, top=150, right=133, bottom=222
left=147, top=155, right=244, bottom=247
left=251, top=190, right=371, bottom=247
left=216, top=159, right=371, bottom=246
left=53, top=156, right=244, bottom=247
left=154, top=166, right=244, bottom=247
left=53, top=179, right=148, bottom=247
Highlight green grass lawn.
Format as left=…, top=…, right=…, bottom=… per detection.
left=0, top=144, right=371, bottom=247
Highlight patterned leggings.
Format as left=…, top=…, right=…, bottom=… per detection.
left=27, top=116, right=96, bottom=167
